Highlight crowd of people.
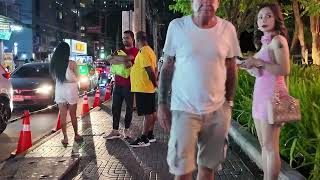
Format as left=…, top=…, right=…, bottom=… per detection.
left=49, top=0, right=291, bottom=179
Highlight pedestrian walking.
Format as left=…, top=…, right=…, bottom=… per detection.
left=104, top=30, right=139, bottom=139
left=240, top=3, right=290, bottom=180
left=129, top=31, right=158, bottom=148
left=157, top=0, right=241, bottom=179
left=50, top=42, right=82, bottom=145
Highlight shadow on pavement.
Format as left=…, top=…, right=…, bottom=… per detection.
left=65, top=114, right=100, bottom=180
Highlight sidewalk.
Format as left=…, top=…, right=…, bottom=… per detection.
left=0, top=100, right=258, bottom=180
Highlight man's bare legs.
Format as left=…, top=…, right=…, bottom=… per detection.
left=174, top=166, right=214, bottom=180
left=143, top=112, right=156, bottom=135
left=197, top=166, right=214, bottom=180
left=175, top=172, right=193, bottom=180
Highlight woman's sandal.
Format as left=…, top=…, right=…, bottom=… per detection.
left=61, top=139, right=68, bottom=145
left=74, top=135, right=83, bottom=142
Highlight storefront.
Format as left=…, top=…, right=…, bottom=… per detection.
left=0, top=16, right=14, bottom=71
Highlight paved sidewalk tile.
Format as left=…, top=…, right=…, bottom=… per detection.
left=0, top=100, right=257, bottom=180
left=0, top=157, right=78, bottom=179
left=67, top=101, right=256, bottom=180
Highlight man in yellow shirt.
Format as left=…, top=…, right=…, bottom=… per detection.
left=129, top=31, right=157, bottom=147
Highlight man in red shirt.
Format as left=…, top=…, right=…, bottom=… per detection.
left=104, top=30, right=139, bottom=139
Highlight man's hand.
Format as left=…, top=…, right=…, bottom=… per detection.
left=241, top=57, right=264, bottom=69
left=157, top=104, right=171, bottom=131
left=124, top=61, right=132, bottom=68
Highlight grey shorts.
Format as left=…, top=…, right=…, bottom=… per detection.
left=167, top=104, right=232, bottom=175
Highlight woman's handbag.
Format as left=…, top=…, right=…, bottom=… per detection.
left=267, top=85, right=301, bottom=125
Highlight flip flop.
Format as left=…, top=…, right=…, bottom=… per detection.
left=61, top=139, right=68, bottom=145
left=74, top=135, right=83, bottom=142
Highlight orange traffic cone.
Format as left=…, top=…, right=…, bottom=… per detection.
left=104, top=83, right=112, bottom=102
left=82, top=91, right=90, bottom=116
left=52, top=111, right=61, bottom=132
left=93, top=88, right=100, bottom=108
left=15, top=110, right=32, bottom=154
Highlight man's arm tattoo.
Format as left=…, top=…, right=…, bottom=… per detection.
left=158, top=55, right=175, bottom=104
left=225, top=57, right=237, bottom=101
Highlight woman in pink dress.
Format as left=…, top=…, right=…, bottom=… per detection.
left=241, top=3, right=290, bottom=180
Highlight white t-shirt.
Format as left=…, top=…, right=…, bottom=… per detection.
left=163, top=16, right=241, bottom=114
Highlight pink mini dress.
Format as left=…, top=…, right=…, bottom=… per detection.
left=252, top=35, right=288, bottom=121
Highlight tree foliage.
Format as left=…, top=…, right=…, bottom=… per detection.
left=299, top=0, right=320, bottom=16
left=169, top=0, right=276, bottom=36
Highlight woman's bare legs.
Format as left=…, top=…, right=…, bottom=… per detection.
left=69, top=103, right=82, bottom=140
left=254, top=119, right=281, bottom=180
left=58, top=103, right=68, bottom=143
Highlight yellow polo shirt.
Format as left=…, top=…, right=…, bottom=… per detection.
left=130, top=46, right=157, bottom=93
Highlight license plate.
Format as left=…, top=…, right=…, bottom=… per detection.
left=24, top=96, right=33, bottom=100
left=13, top=95, right=24, bottom=102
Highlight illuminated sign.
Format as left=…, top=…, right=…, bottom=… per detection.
left=64, top=39, right=87, bottom=55
left=75, top=42, right=85, bottom=52
left=0, top=23, right=10, bottom=30
left=0, top=30, right=12, bottom=40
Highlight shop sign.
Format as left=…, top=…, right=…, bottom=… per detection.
left=64, top=39, right=87, bottom=55
left=0, top=23, right=10, bottom=30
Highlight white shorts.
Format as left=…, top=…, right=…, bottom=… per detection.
left=55, top=82, right=79, bottom=105
left=167, top=104, right=231, bottom=175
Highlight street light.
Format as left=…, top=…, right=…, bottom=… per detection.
left=100, top=52, right=105, bottom=59
left=13, top=42, right=18, bottom=56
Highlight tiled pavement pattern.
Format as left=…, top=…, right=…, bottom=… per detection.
left=0, top=101, right=257, bottom=180
left=0, top=157, right=78, bottom=179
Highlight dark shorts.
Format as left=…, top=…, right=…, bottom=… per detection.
left=135, top=92, right=156, bottom=116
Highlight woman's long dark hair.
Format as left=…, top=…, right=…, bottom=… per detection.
left=49, top=42, right=70, bottom=83
left=254, top=3, right=289, bottom=50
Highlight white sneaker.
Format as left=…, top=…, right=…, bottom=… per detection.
left=103, top=130, right=121, bottom=139
left=123, top=129, right=132, bottom=139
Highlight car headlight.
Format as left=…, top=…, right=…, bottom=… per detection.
left=79, top=76, right=89, bottom=83
left=36, top=85, right=53, bottom=94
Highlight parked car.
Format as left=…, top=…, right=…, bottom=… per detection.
left=77, top=63, right=99, bottom=91
left=11, top=63, right=55, bottom=107
left=0, top=65, right=13, bottom=134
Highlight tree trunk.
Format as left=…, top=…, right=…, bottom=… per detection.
left=310, top=16, right=320, bottom=65
left=293, top=0, right=308, bottom=64
left=152, top=17, right=159, bottom=57
left=290, top=25, right=298, bottom=54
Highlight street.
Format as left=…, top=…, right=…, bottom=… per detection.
left=0, top=88, right=105, bottom=162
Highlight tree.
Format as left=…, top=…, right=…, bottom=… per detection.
left=299, top=0, right=320, bottom=65
left=169, top=0, right=274, bottom=37
left=310, top=16, right=320, bottom=65
left=145, top=0, right=180, bottom=57
left=291, top=0, right=308, bottom=64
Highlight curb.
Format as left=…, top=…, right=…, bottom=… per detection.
left=229, top=121, right=307, bottom=180
left=0, top=106, right=100, bottom=178
left=9, top=105, right=100, bottom=158
left=100, top=101, right=112, bottom=114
